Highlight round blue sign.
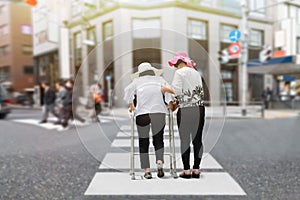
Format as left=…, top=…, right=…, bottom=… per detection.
left=229, top=30, right=241, bottom=42
left=106, top=75, right=111, bottom=81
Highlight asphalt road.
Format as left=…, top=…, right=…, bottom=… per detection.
left=0, top=109, right=299, bottom=200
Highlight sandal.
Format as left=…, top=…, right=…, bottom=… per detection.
left=192, top=169, right=201, bottom=178
left=144, top=172, right=152, bottom=179
left=157, top=162, right=164, bottom=178
left=179, top=171, right=191, bottom=179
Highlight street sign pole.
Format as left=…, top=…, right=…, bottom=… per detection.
left=106, top=75, right=112, bottom=109
left=241, top=0, right=249, bottom=116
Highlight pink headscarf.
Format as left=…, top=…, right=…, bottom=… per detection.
left=168, top=52, right=196, bottom=68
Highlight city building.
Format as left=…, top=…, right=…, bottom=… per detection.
left=0, top=2, right=34, bottom=95
left=32, top=0, right=71, bottom=104
left=65, top=0, right=274, bottom=107
left=248, top=0, right=300, bottom=107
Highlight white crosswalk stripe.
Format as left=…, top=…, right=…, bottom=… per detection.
left=11, top=115, right=125, bottom=131
left=85, top=124, right=247, bottom=196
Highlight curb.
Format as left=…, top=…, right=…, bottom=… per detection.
left=10, top=105, right=42, bottom=111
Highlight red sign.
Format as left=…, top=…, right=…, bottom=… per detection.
left=273, top=50, right=285, bottom=58
left=24, top=0, right=37, bottom=6
left=228, top=43, right=241, bottom=55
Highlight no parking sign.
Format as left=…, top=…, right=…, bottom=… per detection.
left=228, top=43, right=241, bottom=55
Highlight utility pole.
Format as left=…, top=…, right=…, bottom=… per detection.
left=239, top=0, right=294, bottom=116
left=240, top=0, right=249, bottom=116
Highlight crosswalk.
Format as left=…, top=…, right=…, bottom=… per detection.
left=85, top=119, right=247, bottom=196
left=11, top=115, right=127, bottom=131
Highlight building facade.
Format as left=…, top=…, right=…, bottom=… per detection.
left=248, top=0, right=300, bottom=106
left=66, top=0, right=274, bottom=107
left=0, top=2, right=34, bottom=93
left=32, top=0, right=72, bottom=104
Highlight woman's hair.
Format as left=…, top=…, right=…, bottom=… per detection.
left=174, top=59, right=186, bottom=68
left=139, top=70, right=155, bottom=77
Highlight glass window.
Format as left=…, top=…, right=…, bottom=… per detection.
left=132, top=18, right=160, bottom=38
left=23, top=66, right=34, bottom=75
left=220, top=24, right=236, bottom=43
left=103, top=21, right=113, bottom=41
left=0, top=25, right=9, bottom=36
left=0, top=66, right=10, bottom=78
left=0, top=5, right=7, bottom=14
left=250, top=0, right=266, bottom=13
left=221, top=70, right=233, bottom=79
left=99, top=0, right=116, bottom=10
left=224, top=82, right=233, bottom=102
left=87, top=27, right=96, bottom=53
left=249, top=29, right=263, bottom=47
left=74, top=32, right=82, bottom=66
left=22, top=45, right=33, bottom=55
left=297, top=37, right=300, bottom=54
left=74, top=32, right=82, bottom=49
left=0, top=45, right=10, bottom=56
left=35, top=31, right=47, bottom=45
left=200, top=0, right=213, bottom=7
left=290, top=6, right=297, bottom=18
left=72, top=0, right=81, bottom=16
left=188, top=19, right=207, bottom=40
left=297, top=8, right=300, bottom=23
left=219, top=0, right=240, bottom=14
left=87, top=27, right=96, bottom=41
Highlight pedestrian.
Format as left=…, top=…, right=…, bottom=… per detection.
left=66, top=79, right=86, bottom=124
left=168, top=52, right=205, bottom=179
left=124, top=62, right=174, bottom=179
left=39, top=81, right=58, bottom=123
left=58, top=80, right=73, bottom=131
left=262, top=87, right=272, bottom=109
left=89, top=82, right=103, bottom=122
left=53, top=80, right=67, bottom=125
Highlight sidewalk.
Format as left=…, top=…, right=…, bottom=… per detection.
left=10, top=104, right=42, bottom=110
left=10, top=104, right=300, bottom=119
left=108, top=107, right=300, bottom=119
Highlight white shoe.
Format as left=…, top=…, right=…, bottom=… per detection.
left=57, top=126, right=69, bottom=131
left=76, top=120, right=89, bottom=126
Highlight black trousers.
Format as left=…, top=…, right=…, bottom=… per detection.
left=177, top=106, right=205, bottom=170
left=61, top=105, right=72, bottom=128
left=95, top=102, right=102, bottom=116
left=136, top=113, right=165, bottom=169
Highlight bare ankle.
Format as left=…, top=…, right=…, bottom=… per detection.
left=144, top=168, right=150, bottom=173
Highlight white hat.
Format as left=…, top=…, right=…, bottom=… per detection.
left=131, top=62, right=163, bottom=80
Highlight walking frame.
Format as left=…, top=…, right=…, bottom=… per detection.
left=129, top=110, right=178, bottom=180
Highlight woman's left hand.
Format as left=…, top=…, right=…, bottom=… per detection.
left=161, top=86, right=175, bottom=94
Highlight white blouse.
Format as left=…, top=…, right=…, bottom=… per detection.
left=124, top=76, right=173, bottom=117
left=171, top=67, right=204, bottom=108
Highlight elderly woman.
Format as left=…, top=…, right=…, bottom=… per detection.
left=124, top=62, right=174, bottom=179
left=168, top=52, right=205, bottom=179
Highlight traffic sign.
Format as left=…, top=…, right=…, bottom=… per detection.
left=228, top=42, right=241, bottom=55
left=106, top=75, right=111, bottom=81
left=229, top=30, right=241, bottom=42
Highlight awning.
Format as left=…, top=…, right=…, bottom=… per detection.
left=247, top=56, right=300, bottom=75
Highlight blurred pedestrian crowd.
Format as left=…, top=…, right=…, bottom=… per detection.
left=38, top=79, right=105, bottom=131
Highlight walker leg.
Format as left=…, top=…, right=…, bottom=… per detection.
left=169, top=110, right=178, bottom=179
left=168, top=112, right=173, bottom=174
left=130, top=113, right=135, bottom=180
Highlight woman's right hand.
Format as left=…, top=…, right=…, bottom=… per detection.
left=128, top=103, right=135, bottom=113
